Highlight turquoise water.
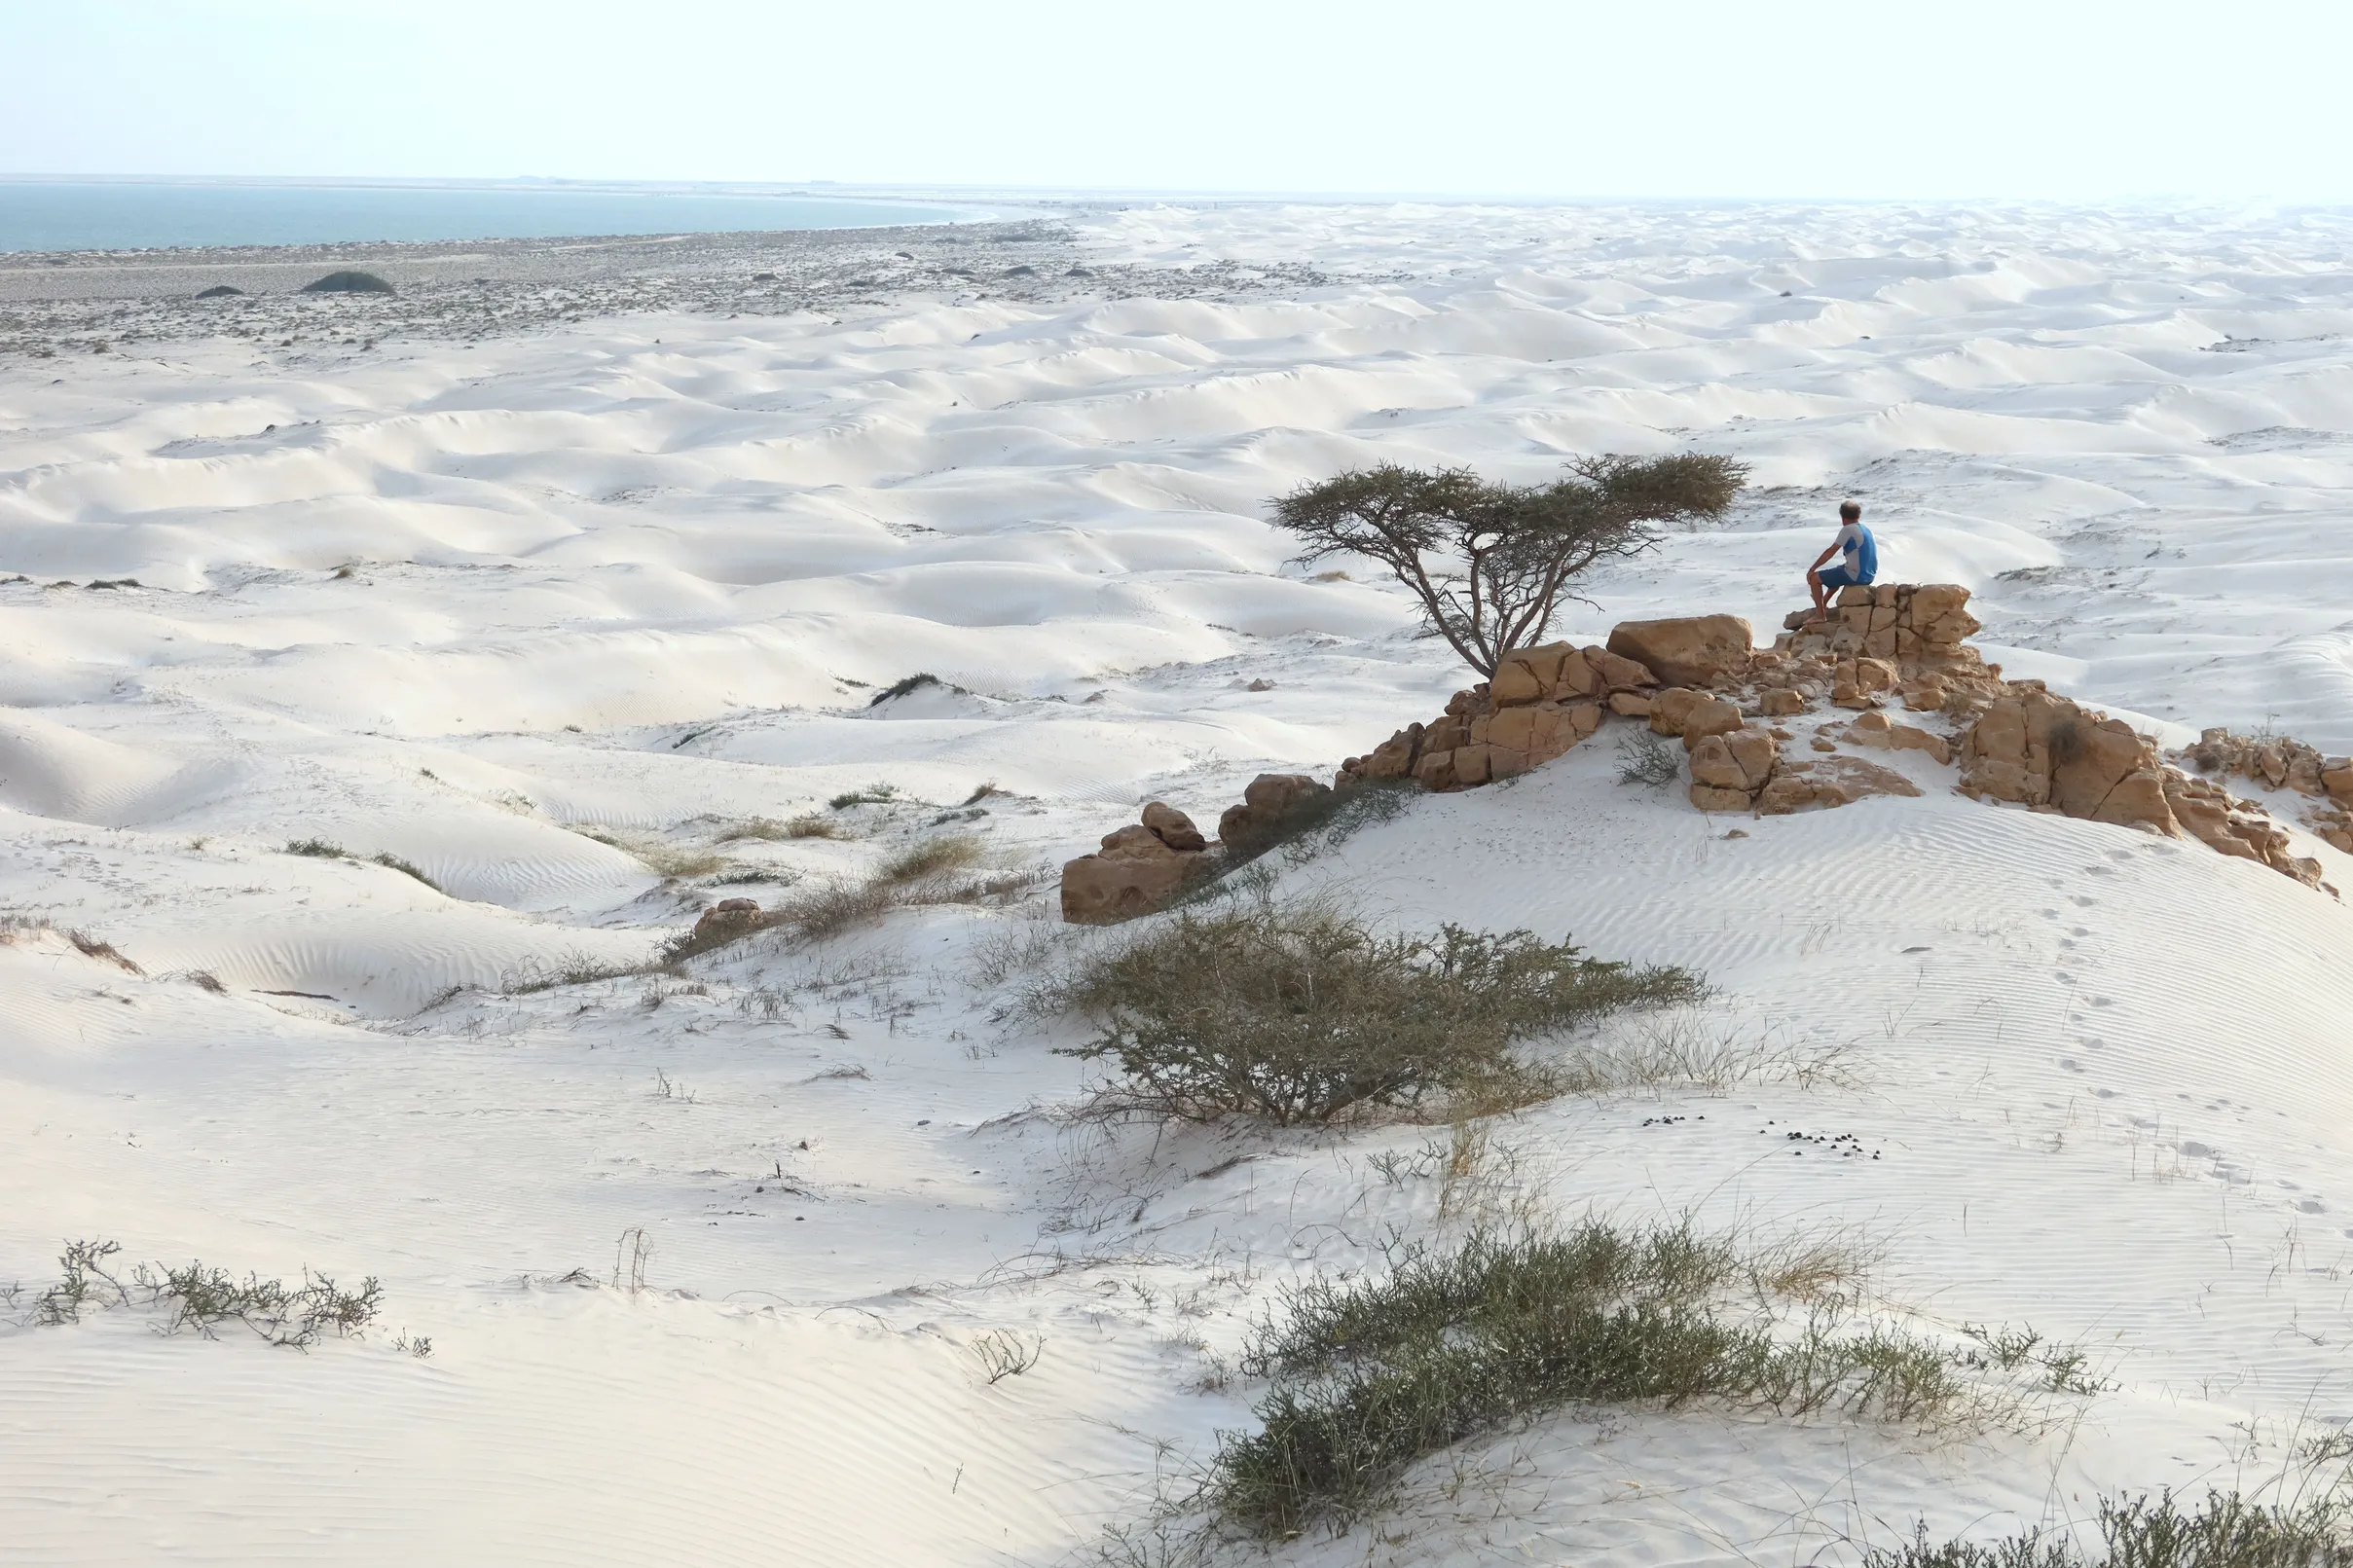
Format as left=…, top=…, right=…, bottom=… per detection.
left=0, top=181, right=969, bottom=253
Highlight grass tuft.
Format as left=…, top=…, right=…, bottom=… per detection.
left=1865, top=1490, right=2353, bottom=1567
left=284, top=838, right=348, bottom=858
left=877, top=832, right=987, bottom=884
left=370, top=853, right=441, bottom=893
left=1055, top=895, right=1704, bottom=1125
left=868, top=673, right=944, bottom=706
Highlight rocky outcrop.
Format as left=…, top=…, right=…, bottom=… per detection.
left=1958, top=684, right=2325, bottom=888
left=1339, top=639, right=1647, bottom=792
left=2181, top=728, right=2353, bottom=854
left=1060, top=804, right=1214, bottom=924
left=1057, top=582, right=2340, bottom=921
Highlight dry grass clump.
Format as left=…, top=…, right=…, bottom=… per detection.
left=718, top=814, right=848, bottom=842
left=1867, top=1491, right=2353, bottom=1567
left=284, top=837, right=347, bottom=857
left=1214, top=1221, right=2051, bottom=1540
left=14, top=1238, right=389, bottom=1351
left=500, top=949, right=651, bottom=994
left=371, top=852, right=441, bottom=892
left=1055, top=896, right=1705, bottom=1126
left=67, top=929, right=143, bottom=973
left=659, top=833, right=1045, bottom=964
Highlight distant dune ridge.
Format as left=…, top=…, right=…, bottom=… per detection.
left=5, top=201, right=2353, bottom=1565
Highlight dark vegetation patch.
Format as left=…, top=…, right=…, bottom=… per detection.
left=1055, top=896, right=1703, bottom=1125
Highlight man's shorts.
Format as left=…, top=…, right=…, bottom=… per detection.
left=1817, top=564, right=1871, bottom=591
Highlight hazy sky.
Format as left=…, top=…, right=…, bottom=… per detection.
left=8, top=1, right=2350, bottom=201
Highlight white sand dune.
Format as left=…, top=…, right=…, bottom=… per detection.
left=6, top=201, right=2353, bottom=1565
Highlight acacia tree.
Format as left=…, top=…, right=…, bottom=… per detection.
left=1270, top=454, right=1747, bottom=678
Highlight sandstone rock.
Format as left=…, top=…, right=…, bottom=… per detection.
left=1648, top=687, right=1701, bottom=737
left=1760, top=688, right=1806, bottom=716
left=1219, top=772, right=1335, bottom=844
left=1688, top=784, right=1753, bottom=813
left=1414, top=748, right=1456, bottom=789
left=1687, top=734, right=1749, bottom=792
left=1680, top=696, right=1743, bottom=749
left=1845, top=711, right=1953, bottom=766
left=1606, top=615, right=1754, bottom=689
left=1140, top=801, right=1207, bottom=853
left=1584, top=646, right=1659, bottom=693
left=1756, top=754, right=1924, bottom=814
left=1553, top=648, right=1602, bottom=698
left=1100, top=823, right=1178, bottom=858
left=1607, top=691, right=1653, bottom=717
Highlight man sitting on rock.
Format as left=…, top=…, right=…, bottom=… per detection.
left=1806, top=499, right=1878, bottom=619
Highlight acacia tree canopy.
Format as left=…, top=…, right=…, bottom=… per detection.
left=1270, top=454, right=1747, bottom=678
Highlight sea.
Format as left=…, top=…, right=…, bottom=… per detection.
left=0, top=181, right=974, bottom=253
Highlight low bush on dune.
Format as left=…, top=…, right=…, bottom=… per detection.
left=1054, top=896, right=1704, bottom=1126
left=1867, top=1490, right=2353, bottom=1567
left=717, top=814, right=849, bottom=843
left=1212, top=1221, right=2077, bottom=1540
left=285, top=837, right=347, bottom=857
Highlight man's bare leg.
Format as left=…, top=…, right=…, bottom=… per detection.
left=1807, top=568, right=1830, bottom=620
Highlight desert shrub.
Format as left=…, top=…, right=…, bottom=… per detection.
left=1271, top=455, right=1746, bottom=678
left=1216, top=1223, right=2017, bottom=1539
left=1615, top=726, right=1684, bottom=789
left=1865, top=1490, right=2353, bottom=1567
left=284, top=838, right=347, bottom=857
left=1055, top=898, right=1704, bottom=1125
left=371, top=853, right=440, bottom=892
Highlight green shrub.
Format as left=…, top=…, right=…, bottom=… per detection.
left=1216, top=1223, right=2011, bottom=1539
left=1056, top=898, right=1704, bottom=1125
left=285, top=838, right=347, bottom=857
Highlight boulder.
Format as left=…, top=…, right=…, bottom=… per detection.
left=1607, top=615, right=1754, bottom=689
left=690, top=897, right=765, bottom=944
left=1759, top=687, right=1807, bottom=716
left=1220, top=771, right=1334, bottom=841
left=1061, top=849, right=1200, bottom=924
left=1688, top=784, right=1754, bottom=813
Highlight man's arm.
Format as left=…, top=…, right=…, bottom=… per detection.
left=1809, top=543, right=1839, bottom=568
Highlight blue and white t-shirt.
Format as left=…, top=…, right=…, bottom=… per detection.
left=1834, top=521, right=1878, bottom=582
